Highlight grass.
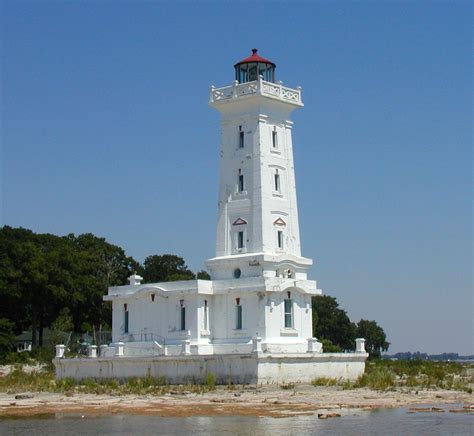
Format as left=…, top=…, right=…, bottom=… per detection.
left=0, top=366, right=217, bottom=396
left=354, top=367, right=396, bottom=391
left=349, top=360, right=473, bottom=392
left=309, top=360, right=474, bottom=392
left=311, top=377, right=338, bottom=387
left=1, top=360, right=472, bottom=395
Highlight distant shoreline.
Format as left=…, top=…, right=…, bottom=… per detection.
left=1, top=386, right=472, bottom=419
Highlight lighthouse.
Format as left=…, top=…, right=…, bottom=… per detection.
left=56, top=50, right=368, bottom=384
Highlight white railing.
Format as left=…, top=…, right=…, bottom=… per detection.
left=210, top=77, right=303, bottom=106
left=118, top=331, right=167, bottom=345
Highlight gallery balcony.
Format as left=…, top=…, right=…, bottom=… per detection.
left=209, top=76, right=303, bottom=107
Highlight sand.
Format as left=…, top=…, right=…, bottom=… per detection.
left=0, top=385, right=472, bottom=418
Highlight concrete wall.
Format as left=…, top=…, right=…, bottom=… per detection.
left=54, top=352, right=368, bottom=384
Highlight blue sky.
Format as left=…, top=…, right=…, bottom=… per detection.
left=1, top=1, right=472, bottom=354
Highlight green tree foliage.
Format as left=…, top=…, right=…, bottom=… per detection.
left=49, top=308, right=74, bottom=352
left=197, top=270, right=211, bottom=280
left=143, top=254, right=195, bottom=282
left=356, top=319, right=390, bottom=359
left=0, top=226, right=139, bottom=347
left=0, top=318, right=15, bottom=358
left=312, top=295, right=356, bottom=351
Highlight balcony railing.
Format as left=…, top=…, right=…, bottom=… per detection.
left=118, top=331, right=167, bottom=344
left=210, top=77, right=303, bottom=106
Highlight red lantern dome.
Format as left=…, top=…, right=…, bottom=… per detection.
left=234, top=49, right=276, bottom=83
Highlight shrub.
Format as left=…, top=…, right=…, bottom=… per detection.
left=311, top=377, right=337, bottom=387
left=204, top=373, right=216, bottom=388
left=355, top=367, right=395, bottom=391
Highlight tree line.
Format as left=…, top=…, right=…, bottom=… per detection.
left=0, top=226, right=208, bottom=352
left=312, top=295, right=390, bottom=358
left=0, top=226, right=389, bottom=359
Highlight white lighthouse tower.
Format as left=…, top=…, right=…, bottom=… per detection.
left=56, top=50, right=368, bottom=384
left=207, top=49, right=313, bottom=281
left=205, top=49, right=321, bottom=352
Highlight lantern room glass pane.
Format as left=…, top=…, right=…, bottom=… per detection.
left=235, top=62, right=275, bottom=83
left=248, top=63, right=258, bottom=81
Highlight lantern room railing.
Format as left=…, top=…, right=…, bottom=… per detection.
left=210, top=76, right=303, bottom=106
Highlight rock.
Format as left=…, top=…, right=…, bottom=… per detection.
left=234, top=393, right=241, bottom=397
left=15, top=394, right=34, bottom=400
left=318, top=413, right=341, bottom=419
left=263, top=397, right=278, bottom=403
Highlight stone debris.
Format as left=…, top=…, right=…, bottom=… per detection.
left=318, top=412, right=341, bottom=419
left=14, top=394, right=34, bottom=400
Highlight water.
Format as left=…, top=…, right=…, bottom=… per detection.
left=1, top=406, right=472, bottom=436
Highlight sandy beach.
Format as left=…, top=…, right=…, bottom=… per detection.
left=0, top=385, right=472, bottom=419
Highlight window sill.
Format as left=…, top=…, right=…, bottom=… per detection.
left=233, top=191, right=248, bottom=201
left=272, top=192, right=283, bottom=198
left=270, top=149, right=281, bottom=155
left=280, top=328, right=298, bottom=336
left=233, top=248, right=247, bottom=254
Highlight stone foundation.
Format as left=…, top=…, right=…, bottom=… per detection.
left=53, top=352, right=368, bottom=384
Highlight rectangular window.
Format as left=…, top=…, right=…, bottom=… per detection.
left=239, top=130, right=244, bottom=148
left=274, top=173, right=280, bottom=191
left=204, top=301, right=208, bottom=330
left=284, top=299, right=293, bottom=328
left=238, top=174, right=244, bottom=192
left=238, top=231, right=244, bottom=249
left=236, top=304, right=242, bottom=330
left=124, top=310, right=129, bottom=334
left=277, top=230, right=283, bottom=249
left=180, top=306, right=186, bottom=331
left=272, top=130, right=277, bottom=148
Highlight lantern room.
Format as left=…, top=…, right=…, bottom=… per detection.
left=234, top=49, right=276, bottom=83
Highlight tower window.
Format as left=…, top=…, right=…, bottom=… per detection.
left=272, top=129, right=277, bottom=148
left=124, top=307, right=129, bottom=334
left=284, top=298, right=293, bottom=328
left=180, top=300, right=186, bottom=331
left=274, top=170, right=280, bottom=192
left=238, top=169, right=244, bottom=192
left=236, top=300, right=243, bottom=330
left=239, top=126, right=244, bottom=148
left=237, top=231, right=244, bottom=249
left=277, top=230, right=283, bottom=249
left=203, top=300, right=208, bottom=330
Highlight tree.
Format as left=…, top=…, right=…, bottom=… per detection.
left=66, top=233, right=141, bottom=333
left=197, top=270, right=211, bottom=280
left=312, top=295, right=356, bottom=351
left=143, top=254, right=195, bottom=282
left=0, top=227, right=141, bottom=346
left=49, top=308, right=74, bottom=351
left=0, top=318, right=15, bottom=358
left=356, top=319, right=390, bottom=359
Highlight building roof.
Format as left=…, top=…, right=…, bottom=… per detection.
left=234, top=49, right=276, bottom=67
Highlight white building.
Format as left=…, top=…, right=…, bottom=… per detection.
left=54, top=50, right=367, bottom=383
